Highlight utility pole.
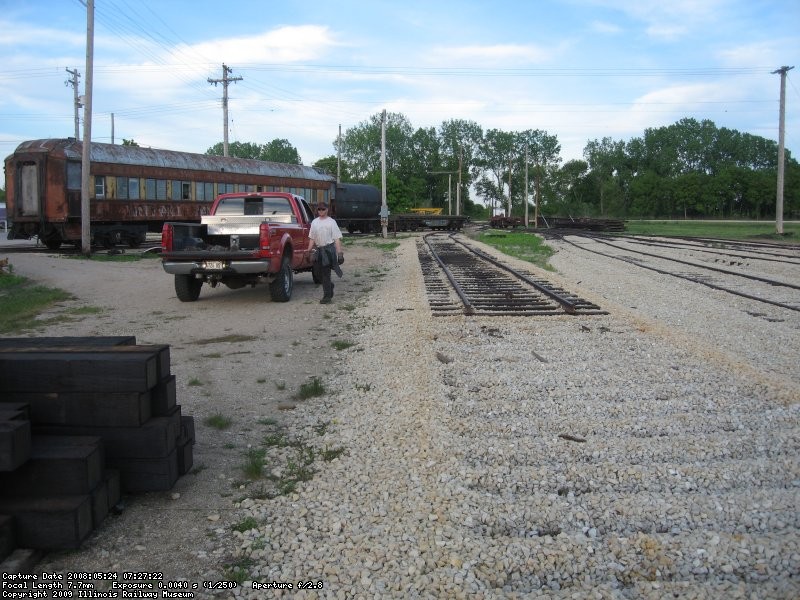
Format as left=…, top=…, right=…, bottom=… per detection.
left=772, top=65, right=794, bottom=235
left=457, top=147, right=463, bottom=216
left=80, top=0, right=94, bottom=256
left=507, top=159, right=512, bottom=217
left=524, top=146, right=529, bottom=227
left=380, top=110, right=388, bottom=238
left=337, top=124, right=342, bottom=183
left=65, top=68, right=82, bottom=140
left=208, top=64, right=242, bottom=157
left=534, top=165, right=541, bottom=228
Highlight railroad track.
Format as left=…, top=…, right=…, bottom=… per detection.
left=417, top=233, right=606, bottom=317
left=556, top=234, right=800, bottom=313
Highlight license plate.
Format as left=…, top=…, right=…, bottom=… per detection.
left=202, top=261, right=226, bottom=270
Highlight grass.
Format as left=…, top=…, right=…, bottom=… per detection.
left=296, top=377, right=325, bottom=400
left=0, top=270, right=74, bottom=333
left=204, top=413, right=232, bottom=430
left=331, top=339, right=356, bottom=351
left=479, top=229, right=556, bottom=270
left=622, top=220, right=800, bottom=241
left=241, top=448, right=267, bottom=479
left=366, top=240, right=401, bottom=251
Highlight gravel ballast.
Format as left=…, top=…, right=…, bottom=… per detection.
left=230, top=235, right=799, bottom=599
left=3, top=232, right=798, bottom=599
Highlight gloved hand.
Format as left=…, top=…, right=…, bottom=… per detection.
left=337, top=253, right=344, bottom=265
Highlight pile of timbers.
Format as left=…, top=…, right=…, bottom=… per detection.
left=0, top=336, right=195, bottom=556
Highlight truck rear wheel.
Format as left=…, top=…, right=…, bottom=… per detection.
left=269, top=255, right=293, bottom=302
left=175, top=274, right=202, bottom=302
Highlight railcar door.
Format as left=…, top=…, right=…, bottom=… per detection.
left=19, top=162, right=40, bottom=217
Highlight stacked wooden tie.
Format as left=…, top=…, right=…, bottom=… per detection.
left=0, top=337, right=195, bottom=555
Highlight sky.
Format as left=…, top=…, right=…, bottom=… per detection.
left=1, top=0, right=798, bottom=173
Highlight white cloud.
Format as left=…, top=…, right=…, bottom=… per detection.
left=578, top=0, right=727, bottom=40
left=180, top=25, right=340, bottom=65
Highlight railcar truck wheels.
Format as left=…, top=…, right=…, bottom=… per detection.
left=269, top=254, right=293, bottom=302
left=175, top=274, right=202, bottom=302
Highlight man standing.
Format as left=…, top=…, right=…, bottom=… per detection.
left=307, top=202, right=344, bottom=304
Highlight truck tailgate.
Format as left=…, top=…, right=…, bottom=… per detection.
left=202, top=214, right=295, bottom=235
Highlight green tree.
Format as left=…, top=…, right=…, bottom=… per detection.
left=338, top=112, right=414, bottom=181
left=313, top=156, right=348, bottom=181
left=407, top=126, right=442, bottom=208
left=438, top=119, right=483, bottom=212
left=206, top=141, right=264, bottom=159
left=515, top=129, right=562, bottom=216
left=205, top=139, right=301, bottom=164
left=262, top=139, right=301, bottom=164
left=475, top=129, right=518, bottom=215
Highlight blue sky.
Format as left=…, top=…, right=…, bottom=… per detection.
left=1, top=0, right=798, bottom=170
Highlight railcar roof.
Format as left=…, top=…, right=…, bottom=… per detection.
left=11, top=138, right=335, bottom=182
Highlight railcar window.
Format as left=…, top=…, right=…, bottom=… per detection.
left=170, top=180, right=181, bottom=201
left=182, top=182, right=191, bottom=200
left=128, top=178, right=140, bottom=200
left=116, top=176, right=127, bottom=199
left=146, top=179, right=155, bottom=199
left=197, top=182, right=213, bottom=201
left=95, top=176, right=106, bottom=199
left=67, top=162, right=81, bottom=190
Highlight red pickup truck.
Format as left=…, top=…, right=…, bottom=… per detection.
left=161, top=192, right=317, bottom=302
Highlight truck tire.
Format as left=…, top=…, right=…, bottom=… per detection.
left=175, top=274, right=202, bottom=302
left=269, top=254, right=293, bottom=302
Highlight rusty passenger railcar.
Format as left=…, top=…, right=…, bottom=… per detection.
left=4, top=138, right=336, bottom=249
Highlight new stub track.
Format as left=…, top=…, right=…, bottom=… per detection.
left=418, top=233, right=606, bottom=317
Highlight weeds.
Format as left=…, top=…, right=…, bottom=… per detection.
left=331, top=339, right=356, bottom=351
left=296, top=377, right=325, bottom=400
left=224, top=557, right=255, bottom=585
left=241, top=448, right=266, bottom=479
left=238, top=417, right=349, bottom=498
left=205, top=413, right=232, bottom=430
left=231, top=517, right=259, bottom=533
left=320, top=446, right=346, bottom=461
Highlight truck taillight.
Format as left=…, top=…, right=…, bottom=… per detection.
left=259, top=222, right=272, bottom=252
left=161, top=223, right=173, bottom=252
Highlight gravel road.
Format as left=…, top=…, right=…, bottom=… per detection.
left=2, top=230, right=798, bottom=599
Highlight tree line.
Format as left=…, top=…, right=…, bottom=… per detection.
left=208, top=114, right=799, bottom=220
